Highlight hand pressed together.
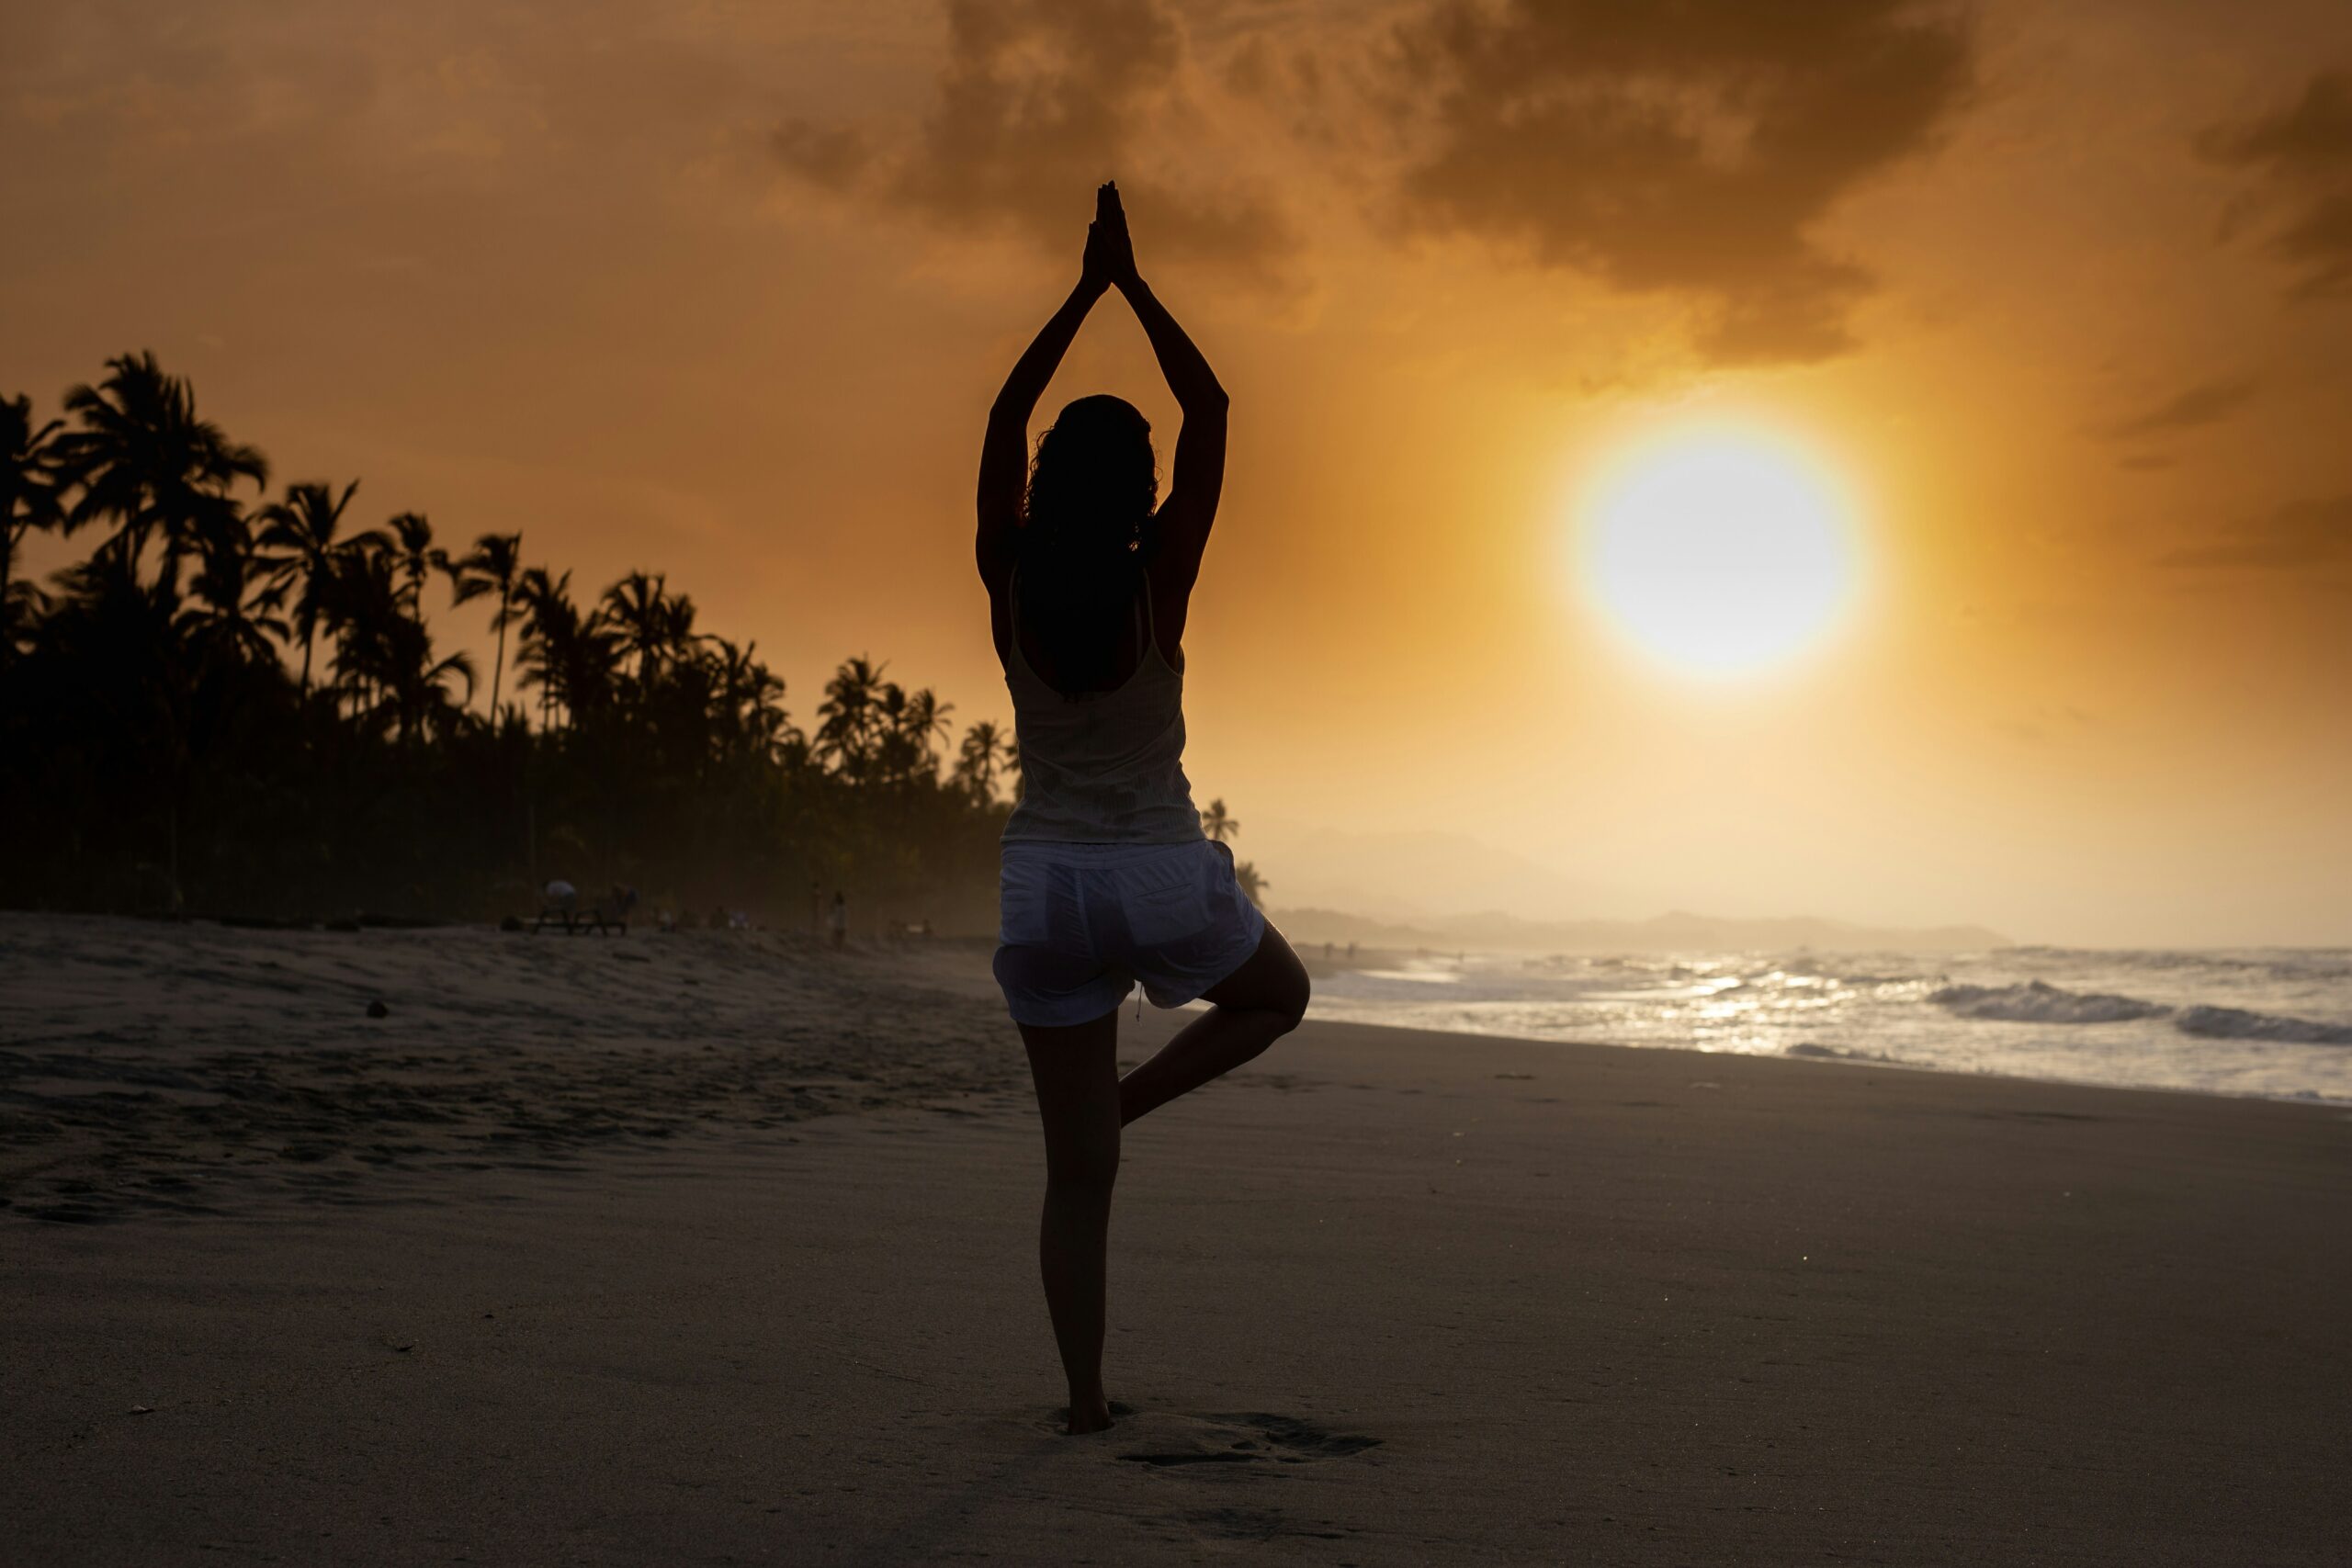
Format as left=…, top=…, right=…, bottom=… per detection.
left=1081, top=181, right=1141, bottom=294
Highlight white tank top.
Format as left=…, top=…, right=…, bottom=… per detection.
left=1001, top=574, right=1204, bottom=845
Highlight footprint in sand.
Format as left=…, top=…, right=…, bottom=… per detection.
left=1116, top=1411, right=1380, bottom=1470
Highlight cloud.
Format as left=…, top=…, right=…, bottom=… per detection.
left=2164, top=492, right=2352, bottom=570
left=1389, top=0, right=1974, bottom=365
left=2097, top=376, right=2259, bottom=443
left=2199, top=71, right=2352, bottom=301
left=772, top=120, right=871, bottom=193
left=773, top=0, right=1292, bottom=277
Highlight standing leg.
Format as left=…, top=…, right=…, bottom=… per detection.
left=1019, top=1007, right=1124, bottom=1433
left=1119, top=927, right=1310, bottom=1126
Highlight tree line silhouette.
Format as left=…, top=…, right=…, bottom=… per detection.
left=0, top=352, right=1025, bottom=928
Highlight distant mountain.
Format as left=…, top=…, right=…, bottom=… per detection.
left=1271, top=906, right=2010, bottom=954
left=1241, top=819, right=2010, bottom=952
left=1239, top=820, right=1634, bottom=922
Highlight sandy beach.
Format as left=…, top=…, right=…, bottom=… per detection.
left=4, top=913, right=2347, bottom=1564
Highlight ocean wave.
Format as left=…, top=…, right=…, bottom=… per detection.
left=1926, top=979, right=2352, bottom=1045
left=1784, top=1042, right=1894, bottom=1063
left=2172, top=1006, right=2352, bottom=1045
left=1929, top=980, right=2172, bottom=1024
left=2007, top=947, right=2352, bottom=983
left=2245, top=953, right=2352, bottom=985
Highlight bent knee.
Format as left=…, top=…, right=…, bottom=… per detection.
left=1270, top=967, right=1310, bottom=1034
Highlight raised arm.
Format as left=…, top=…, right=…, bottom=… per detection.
left=977, top=274, right=1104, bottom=591
left=1093, top=186, right=1227, bottom=616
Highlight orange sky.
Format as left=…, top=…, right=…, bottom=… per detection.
left=5, top=0, right=2348, bottom=944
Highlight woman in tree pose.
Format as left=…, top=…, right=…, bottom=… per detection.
left=977, top=183, right=1311, bottom=1434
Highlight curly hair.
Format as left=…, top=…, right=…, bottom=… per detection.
left=1023, top=395, right=1157, bottom=548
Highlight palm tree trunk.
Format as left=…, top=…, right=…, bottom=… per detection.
left=0, top=523, right=14, bottom=670
left=491, top=591, right=508, bottom=721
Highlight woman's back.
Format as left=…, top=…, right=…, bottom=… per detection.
left=1000, top=571, right=1203, bottom=845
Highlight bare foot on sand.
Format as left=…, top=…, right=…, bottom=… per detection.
left=1067, top=1395, right=1114, bottom=1435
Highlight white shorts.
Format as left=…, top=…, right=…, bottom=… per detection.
left=992, top=839, right=1268, bottom=1028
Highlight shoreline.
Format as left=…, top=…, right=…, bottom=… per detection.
left=7, top=969, right=2347, bottom=1562
left=1290, top=1009, right=2352, bottom=1111
left=5, top=911, right=2345, bottom=1130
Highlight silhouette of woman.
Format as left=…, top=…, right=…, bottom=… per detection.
left=978, top=183, right=1311, bottom=1435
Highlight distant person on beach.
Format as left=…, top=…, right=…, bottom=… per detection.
left=977, top=182, right=1311, bottom=1435
left=828, top=891, right=848, bottom=951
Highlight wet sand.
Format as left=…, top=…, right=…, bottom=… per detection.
left=4, top=914, right=2347, bottom=1563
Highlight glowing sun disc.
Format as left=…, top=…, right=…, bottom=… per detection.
left=1581, top=430, right=1860, bottom=678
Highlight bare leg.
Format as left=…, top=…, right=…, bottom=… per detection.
left=1018, top=1008, right=1123, bottom=1434
left=1120, top=926, right=1310, bottom=1126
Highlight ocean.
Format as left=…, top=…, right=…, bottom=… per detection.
left=1301, top=946, right=2352, bottom=1103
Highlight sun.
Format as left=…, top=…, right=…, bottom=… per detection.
left=1578, top=426, right=1861, bottom=679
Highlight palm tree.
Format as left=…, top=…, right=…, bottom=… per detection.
left=954, top=720, right=1016, bottom=803
left=379, top=511, right=446, bottom=627
left=514, top=566, right=572, bottom=729
left=1234, top=861, right=1267, bottom=903
left=52, top=352, right=267, bottom=591
left=517, top=567, right=587, bottom=729
left=560, top=615, right=623, bottom=724
left=602, top=570, right=671, bottom=684
left=2, top=393, right=68, bottom=661
left=1201, top=797, right=1239, bottom=843
left=320, top=539, right=405, bottom=722
left=817, top=654, right=895, bottom=782
left=179, top=528, right=291, bottom=671
left=706, top=637, right=791, bottom=754
left=320, top=539, right=472, bottom=741
left=517, top=567, right=619, bottom=730
left=742, top=662, right=795, bottom=754
left=449, top=531, right=524, bottom=721
left=654, top=589, right=701, bottom=671
left=378, top=617, right=477, bottom=743
left=254, top=479, right=361, bottom=692
left=891, top=687, right=956, bottom=782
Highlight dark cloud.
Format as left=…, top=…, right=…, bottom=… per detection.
left=1218, top=32, right=1341, bottom=144
left=2097, top=376, right=2259, bottom=443
left=774, top=0, right=1291, bottom=276
left=2164, top=492, right=2352, bottom=570
left=2200, top=71, right=2352, bottom=301
left=1392, top=0, right=1974, bottom=365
